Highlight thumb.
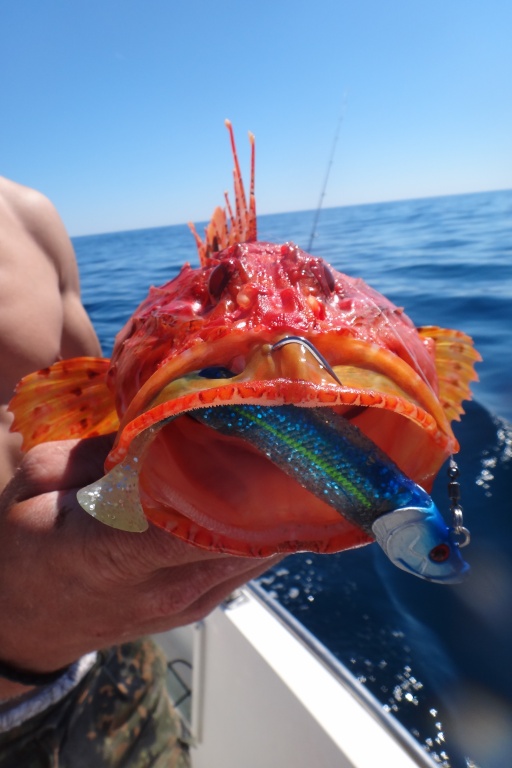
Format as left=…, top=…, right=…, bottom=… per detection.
left=3, top=434, right=115, bottom=504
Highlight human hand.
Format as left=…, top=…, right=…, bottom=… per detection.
left=0, top=435, right=278, bottom=694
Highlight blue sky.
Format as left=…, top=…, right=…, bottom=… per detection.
left=1, top=0, right=511, bottom=236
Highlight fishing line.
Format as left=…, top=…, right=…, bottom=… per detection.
left=307, top=92, right=348, bottom=253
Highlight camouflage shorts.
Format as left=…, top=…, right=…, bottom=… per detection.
left=0, top=638, right=190, bottom=768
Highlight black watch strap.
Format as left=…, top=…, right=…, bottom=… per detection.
left=0, top=659, right=71, bottom=687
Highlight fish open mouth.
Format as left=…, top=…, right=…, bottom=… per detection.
left=89, top=331, right=475, bottom=556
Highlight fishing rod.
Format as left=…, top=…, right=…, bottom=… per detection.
left=307, top=94, right=347, bottom=253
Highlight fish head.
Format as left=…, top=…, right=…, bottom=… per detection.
left=372, top=503, right=470, bottom=583
left=101, top=237, right=479, bottom=556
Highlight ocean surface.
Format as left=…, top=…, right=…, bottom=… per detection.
left=74, top=189, right=512, bottom=768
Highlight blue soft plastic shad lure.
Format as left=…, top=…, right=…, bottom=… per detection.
left=192, top=404, right=470, bottom=584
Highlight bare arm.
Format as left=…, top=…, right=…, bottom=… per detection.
left=0, top=176, right=102, bottom=360
left=0, top=178, right=101, bottom=487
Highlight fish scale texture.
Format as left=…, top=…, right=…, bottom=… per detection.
left=0, top=639, right=189, bottom=768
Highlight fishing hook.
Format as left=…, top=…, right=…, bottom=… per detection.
left=269, top=336, right=343, bottom=386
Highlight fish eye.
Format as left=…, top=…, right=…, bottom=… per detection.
left=428, top=543, right=451, bottom=563
left=310, top=261, right=336, bottom=295
left=208, top=262, right=232, bottom=300
left=320, top=263, right=336, bottom=293
left=197, top=366, right=236, bottom=379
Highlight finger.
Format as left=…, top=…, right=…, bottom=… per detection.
left=5, top=434, right=115, bottom=502
left=139, top=553, right=280, bottom=623
left=130, top=522, right=255, bottom=568
left=174, top=557, right=281, bottom=625
left=85, top=519, right=256, bottom=577
left=137, top=557, right=281, bottom=636
left=63, top=434, right=115, bottom=487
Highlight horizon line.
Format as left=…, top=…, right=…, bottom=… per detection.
left=70, top=186, right=512, bottom=240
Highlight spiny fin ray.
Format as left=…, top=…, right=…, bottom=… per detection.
left=418, top=326, right=481, bottom=422
left=188, top=121, right=257, bottom=265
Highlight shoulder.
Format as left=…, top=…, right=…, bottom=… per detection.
left=0, top=176, right=77, bottom=288
left=0, top=177, right=101, bottom=366
left=0, top=176, right=59, bottom=230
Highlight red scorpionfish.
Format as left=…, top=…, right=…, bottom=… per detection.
left=9, top=121, right=481, bottom=559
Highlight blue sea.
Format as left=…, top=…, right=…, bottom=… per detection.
left=74, top=189, right=512, bottom=768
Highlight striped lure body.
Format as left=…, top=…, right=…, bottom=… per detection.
left=191, top=405, right=469, bottom=583
left=193, top=404, right=424, bottom=531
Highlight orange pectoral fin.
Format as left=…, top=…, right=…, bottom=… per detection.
left=9, top=357, right=119, bottom=451
left=418, top=326, right=481, bottom=423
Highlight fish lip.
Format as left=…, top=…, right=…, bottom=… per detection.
left=113, top=330, right=454, bottom=434
left=106, top=375, right=448, bottom=471
left=113, top=331, right=455, bottom=447
left=106, top=378, right=346, bottom=468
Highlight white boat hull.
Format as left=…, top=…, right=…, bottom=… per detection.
left=155, top=585, right=435, bottom=768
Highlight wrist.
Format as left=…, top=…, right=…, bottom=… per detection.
left=0, top=652, right=99, bottom=730
left=0, top=656, right=76, bottom=703
left=0, top=677, right=35, bottom=703
left=0, top=634, right=82, bottom=700
left=0, top=657, right=72, bottom=688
